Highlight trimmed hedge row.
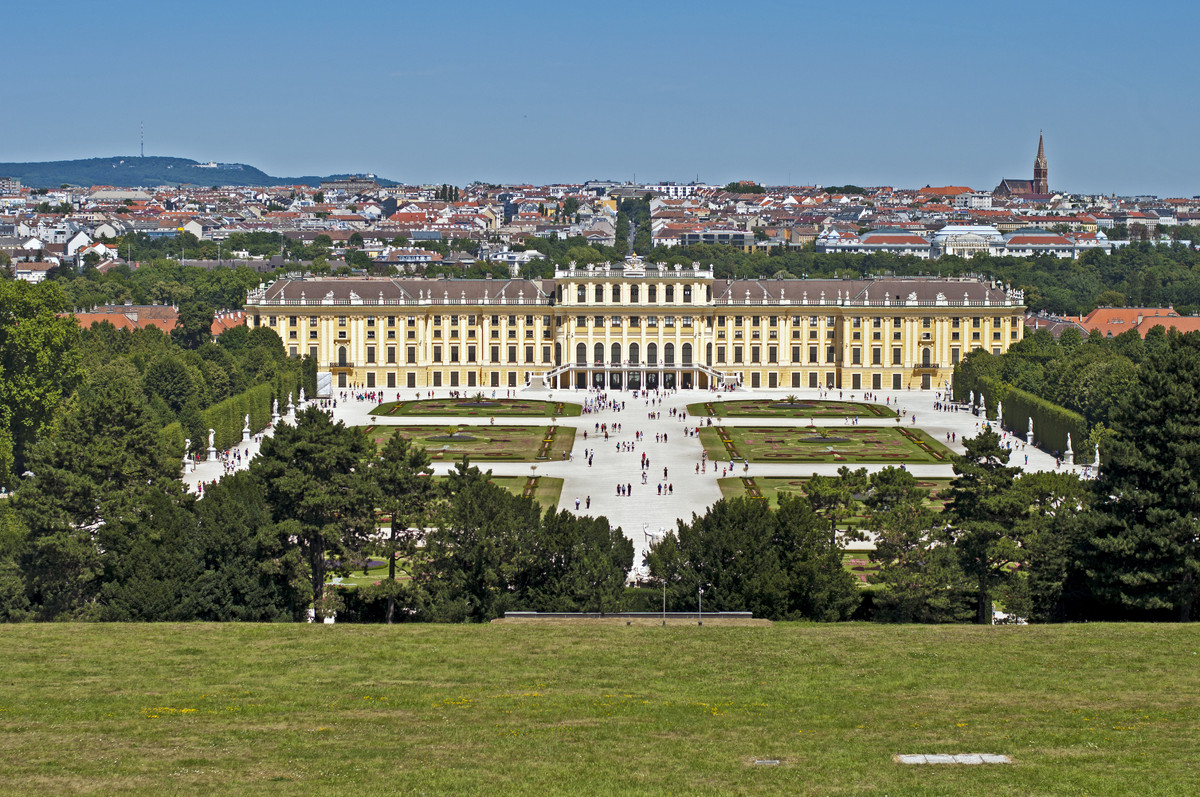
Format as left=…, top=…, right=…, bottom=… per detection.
left=160, top=422, right=185, bottom=462
left=163, top=367, right=305, bottom=460
left=954, top=371, right=1087, bottom=457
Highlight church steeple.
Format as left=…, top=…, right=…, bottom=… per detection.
left=1033, top=132, right=1048, bottom=194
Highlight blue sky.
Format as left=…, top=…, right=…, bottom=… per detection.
left=6, top=0, right=1198, bottom=196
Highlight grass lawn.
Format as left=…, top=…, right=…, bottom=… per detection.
left=361, top=424, right=575, bottom=461
left=688, top=398, right=897, bottom=418
left=370, top=398, right=581, bottom=417
left=1, top=623, right=1197, bottom=796
left=700, top=425, right=950, bottom=463
left=478, top=475, right=564, bottom=509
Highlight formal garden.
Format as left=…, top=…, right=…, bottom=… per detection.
left=687, top=397, right=896, bottom=419
left=700, top=425, right=950, bottom=463
left=370, top=397, right=581, bottom=417
left=360, top=425, right=575, bottom=461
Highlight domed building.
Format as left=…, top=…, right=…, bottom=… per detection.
left=929, top=225, right=1003, bottom=258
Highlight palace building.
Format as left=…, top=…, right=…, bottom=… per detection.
left=243, top=261, right=1025, bottom=393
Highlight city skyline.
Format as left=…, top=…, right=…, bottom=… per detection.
left=5, top=0, right=1200, bottom=196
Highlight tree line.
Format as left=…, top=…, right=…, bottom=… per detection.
left=0, top=280, right=307, bottom=489
left=1, top=328, right=1196, bottom=622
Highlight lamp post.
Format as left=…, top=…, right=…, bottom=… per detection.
left=645, top=525, right=667, bottom=626
left=698, top=585, right=704, bottom=626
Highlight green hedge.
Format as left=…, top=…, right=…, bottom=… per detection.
left=160, top=422, right=185, bottom=462
left=998, top=383, right=1087, bottom=458
left=954, top=368, right=1087, bottom=457
left=198, top=368, right=304, bottom=456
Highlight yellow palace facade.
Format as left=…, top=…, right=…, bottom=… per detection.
left=243, top=261, right=1025, bottom=392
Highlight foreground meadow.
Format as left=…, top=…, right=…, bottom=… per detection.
left=1, top=623, right=1195, bottom=795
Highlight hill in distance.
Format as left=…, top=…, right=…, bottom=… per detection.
left=0, top=156, right=397, bottom=189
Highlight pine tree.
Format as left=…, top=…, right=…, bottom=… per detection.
left=372, top=431, right=435, bottom=623
left=866, top=467, right=974, bottom=623
left=251, top=406, right=377, bottom=620
left=945, top=428, right=1025, bottom=624
left=18, top=363, right=180, bottom=618
left=1086, top=331, right=1200, bottom=621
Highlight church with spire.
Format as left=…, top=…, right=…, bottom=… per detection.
left=995, top=133, right=1052, bottom=198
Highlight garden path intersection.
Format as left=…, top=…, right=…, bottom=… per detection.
left=186, top=387, right=1067, bottom=565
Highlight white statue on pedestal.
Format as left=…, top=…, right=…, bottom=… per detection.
left=1064, top=432, right=1074, bottom=466
left=208, top=428, right=215, bottom=448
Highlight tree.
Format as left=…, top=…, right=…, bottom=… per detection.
left=372, top=431, right=435, bottom=623
left=527, top=509, right=633, bottom=613
left=645, top=495, right=858, bottom=621
left=1085, top=332, right=1200, bottom=620
left=1010, top=471, right=1093, bottom=623
left=0, top=280, right=83, bottom=486
left=805, top=466, right=868, bottom=545
left=251, top=406, right=377, bottom=620
left=171, top=299, right=214, bottom=349
left=413, top=460, right=632, bottom=621
left=143, top=354, right=196, bottom=414
left=944, top=429, right=1025, bottom=624
left=191, top=472, right=306, bottom=621
left=313, top=190, right=324, bottom=204
left=773, top=493, right=861, bottom=621
left=866, top=467, right=973, bottom=623
left=647, top=497, right=787, bottom=618
left=17, top=364, right=179, bottom=619
left=417, top=462, right=540, bottom=621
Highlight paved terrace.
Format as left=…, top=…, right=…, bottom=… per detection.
left=185, top=387, right=1078, bottom=567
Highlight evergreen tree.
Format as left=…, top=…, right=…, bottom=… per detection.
left=647, top=497, right=786, bottom=618
left=526, top=509, right=633, bottom=613
left=171, top=299, right=214, bottom=349
left=192, top=472, right=306, bottom=621
left=1010, top=471, right=1093, bottom=623
left=805, top=466, right=868, bottom=545
left=945, top=429, right=1025, bottom=624
left=371, top=431, right=435, bottom=623
left=17, top=363, right=179, bottom=618
left=417, top=461, right=542, bottom=622
left=774, top=493, right=861, bottom=621
left=1085, top=332, right=1200, bottom=621
left=645, top=495, right=859, bottom=621
left=866, top=467, right=974, bottom=623
left=251, top=406, right=377, bottom=620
